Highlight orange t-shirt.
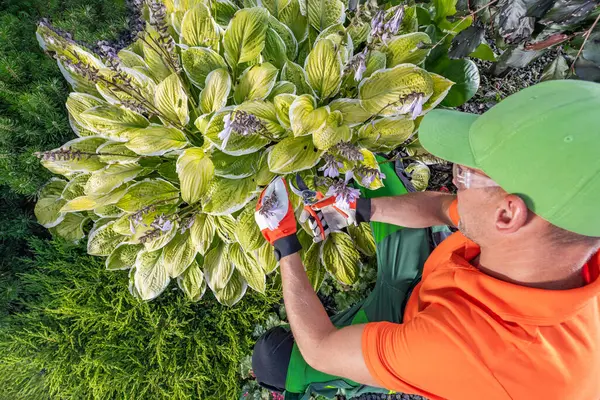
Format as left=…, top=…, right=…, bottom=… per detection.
left=362, top=200, right=600, bottom=399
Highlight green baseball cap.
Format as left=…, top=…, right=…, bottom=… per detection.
left=419, top=80, right=600, bottom=237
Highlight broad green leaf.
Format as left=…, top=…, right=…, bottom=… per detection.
left=200, top=69, right=231, bottom=114
left=224, top=7, right=270, bottom=66
left=267, top=81, right=296, bottom=100
left=180, top=4, right=220, bottom=48
left=95, top=67, right=156, bottom=106
left=541, top=54, right=569, bottom=82
left=106, top=243, right=143, bottom=270
left=385, top=32, right=432, bottom=66
left=269, top=16, right=298, bottom=60
left=312, top=110, right=350, bottom=151
left=190, top=213, right=216, bottom=254
left=162, top=231, right=197, bottom=278
left=66, top=93, right=106, bottom=136
left=176, top=147, right=215, bottom=204
left=268, top=135, right=323, bottom=173
left=314, top=23, right=353, bottom=64
left=433, top=0, right=457, bottom=23
left=215, top=214, right=237, bottom=243
left=41, top=137, right=106, bottom=175
left=204, top=111, right=270, bottom=155
left=142, top=220, right=179, bottom=252
left=134, top=249, right=170, bottom=300
left=87, top=220, right=123, bottom=256
left=230, top=242, right=265, bottom=293
left=438, top=59, right=479, bottom=107
left=469, top=42, right=497, bottom=61
left=155, top=74, right=189, bottom=126
left=118, top=49, right=147, bottom=68
left=357, top=117, right=415, bottom=153
left=96, top=141, right=140, bottom=164
left=235, top=204, right=266, bottom=251
left=289, top=94, right=328, bottom=137
left=78, top=104, right=149, bottom=140
left=281, top=61, right=314, bottom=96
left=305, top=39, right=342, bottom=99
left=263, top=28, right=288, bottom=69
left=49, top=213, right=88, bottom=242
left=347, top=222, right=375, bottom=257
left=182, top=46, right=228, bottom=88
left=348, top=21, right=369, bottom=47
left=142, top=26, right=172, bottom=82
left=84, top=164, right=143, bottom=195
left=211, top=149, right=261, bottom=178
left=303, top=242, right=325, bottom=291
left=214, top=269, right=248, bottom=306
left=307, top=0, right=345, bottom=31
left=421, top=73, right=454, bottom=113
left=261, top=0, right=290, bottom=17
left=355, top=149, right=384, bottom=190
left=94, top=204, right=124, bottom=218
left=203, top=241, right=234, bottom=291
left=236, top=100, right=286, bottom=138
left=279, top=0, right=308, bottom=42
left=233, top=63, right=279, bottom=104
left=364, top=50, right=387, bottom=79
left=35, top=178, right=67, bottom=228
left=60, top=196, right=98, bottom=212
left=274, top=93, right=296, bottom=128
left=329, top=99, right=371, bottom=126
left=211, top=0, right=239, bottom=25
left=202, top=176, right=258, bottom=215
left=177, top=260, right=207, bottom=301
left=321, top=232, right=359, bottom=285
left=358, top=64, right=434, bottom=116
left=253, top=242, right=278, bottom=274
left=116, top=179, right=180, bottom=212
left=255, top=148, right=276, bottom=186
left=406, top=162, right=430, bottom=191
left=62, top=174, right=90, bottom=201
left=125, top=126, right=188, bottom=156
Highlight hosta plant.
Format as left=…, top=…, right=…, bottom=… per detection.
left=34, top=0, right=455, bottom=305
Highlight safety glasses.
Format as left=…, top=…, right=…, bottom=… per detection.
left=453, top=164, right=501, bottom=190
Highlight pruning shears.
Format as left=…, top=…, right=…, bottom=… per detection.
left=289, top=174, right=321, bottom=206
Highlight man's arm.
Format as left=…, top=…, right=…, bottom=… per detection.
left=370, top=192, right=456, bottom=228
left=279, top=252, right=381, bottom=386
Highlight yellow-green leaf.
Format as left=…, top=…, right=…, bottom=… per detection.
left=269, top=16, right=298, bottom=60
left=289, top=94, right=328, bottom=137
left=66, top=93, right=106, bottom=136
left=41, top=137, right=106, bottom=176
left=202, top=176, right=258, bottom=215
left=267, top=80, right=296, bottom=101
left=253, top=242, right=278, bottom=274
left=281, top=61, right=314, bottom=96
left=204, top=111, right=269, bottom=155
left=125, top=126, right=188, bottom=156
left=224, top=7, right=270, bottom=66
left=233, top=63, right=279, bottom=104
left=215, top=214, right=237, bottom=243
left=261, top=0, right=290, bottom=17
left=385, top=32, right=432, bottom=67
left=354, top=149, right=384, bottom=190
left=279, top=0, right=308, bottom=43
left=312, top=110, right=350, bottom=151
left=189, top=213, right=215, bottom=254
left=177, top=260, right=207, bottom=301
left=274, top=93, right=296, bottom=128
left=307, top=0, right=345, bottom=31
left=49, top=212, right=88, bottom=242
left=116, top=179, right=180, bottom=212
left=87, top=220, right=124, bottom=256
left=62, top=174, right=90, bottom=201
left=35, top=178, right=67, bottom=228
left=182, top=46, right=228, bottom=88
left=305, top=39, right=342, bottom=99
left=321, top=232, right=359, bottom=285
left=176, top=147, right=215, bottom=204
left=180, top=4, right=220, bottom=48
left=303, top=242, right=325, bottom=291
left=268, top=134, right=323, bottom=173
left=255, top=148, right=276, bottom=186
left=106, top=243, right=143, bottom=270
left=96, top=141, right=140, bottom=164
left=78, top=104, right=149, bottom=140
left=60, top=196, right=98, bottom=212
left=214, top=269, right=247, bottom=306
left=406, top=162, right=430, bottom=191
left=263, top=28, right=288, bottom=69
left=134, top=249, right=170, bottom=300
left=347, top=223, right=375, bottom=257
left=162, top=231, right=197, bottom=278
left=329, top=98, right=371, bottom=126
left=235, top=204, right=266, bottom=251
left=142, top=26, right=172, bottom=82
left=200, top=68, right=231, bottom=114
left=357, top=116, right=415, bottom=153
left=236, top=100, right=286, bottom=138
left=203, top=241, right=234, bottom=291
left=155, top=73, right=189, bottom=126
left=211, top=149, right=261, bottom=179
left=422, top=73, right=454, bottom=114
left=84, top=163, right=143, bottom=195
left=230, top=242, right=265, bottom=293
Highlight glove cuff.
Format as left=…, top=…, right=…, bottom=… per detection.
left=355, top=198, right=372, bottom=223
left=273, top=234, right=302, bottom=261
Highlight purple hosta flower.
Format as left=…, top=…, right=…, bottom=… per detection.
left=150, top=214, right=173, bottom=232
left=355, top=165, right=386, bottom=187
left=385, top=6, right=405, bottom=37
left=220, top=111, right=265, bottom=148
left=97, top=40, right=121, bottom=70
left=353, top=48, right=368, bottom=82
left=407, top=92, right=425, bottom=120
left=334, top=142, right=364, bottom=162
left=327, top=171, right=361, bottom=210
left=258, top=192, right=280, bottom=230
left=180, top=214, right=196, bottom=234
left=370, top=10, right=386, bottom=41
left=319, top=154, right=343, bottom=178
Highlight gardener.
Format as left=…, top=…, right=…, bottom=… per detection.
left=252, top=80, right=600, bottom=400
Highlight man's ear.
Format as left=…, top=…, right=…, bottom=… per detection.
left=494, top=194, right=529, bottom=234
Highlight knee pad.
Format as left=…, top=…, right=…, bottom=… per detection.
left=252, top=326, right=294, bottom=393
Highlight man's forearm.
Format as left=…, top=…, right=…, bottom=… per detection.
left=370, top=191, right=456, bottom=228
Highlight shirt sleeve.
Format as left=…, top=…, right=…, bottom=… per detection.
left=448, top=198, right=460, bottom=226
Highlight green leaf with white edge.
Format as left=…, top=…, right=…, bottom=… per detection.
left=177, top=260, right=207, bottom=301
left=162, top=231, right=197, bottom=278
left=116, top=178, right=180, bottom=212
left=357, top=116, right=415, bottom=153
left=35, top=178, right=67, bottom=228
left=263, top=28, right=288, bottom=69
left=289, top=94, right=329, bottom=137
left=96, top=141, right=140, bottom=164
left=125, top=126, right=188, bottom=156
left=236, top=100, right=286, bottom=138
left=78, top=104, right=149, bottom=140
left=203, top=176, right=258, bottom=215
left=176, top=147, right=215, bottom=204
left=233, top=63, right=279, bottom=104
left=307, top=0, right=345, bottom=31
left=204, top=111, right=270, bottom=156
left=253, top=242, right=278, bottom=274
left=84, top=163, right=143, bottom=196
left=268, top=134, right=324, bottom=173
left=312, top=110, right=351, bottom=151
left=421, top=73, right=454, bottom=114
left=347, top=222, right=375, bottom=257
left=155, top=74, right=189, bottom=126
left=364, top=50, right=387, bottom=79
left=235, top=204, right=265, bottom=251
left=106, top=243, right=143, bottom=270
left=203, top=241, right=234, bottom=291
left=269, top=16, right=298, bottom=60
left=406, top=162, right=430, bottom=191
left=62, top=174, right=90, bottom=201
left=214, top=269, right=248, bottom=306
left=274, top=94, right=296, bottom=128
left=216, top=214, right=237, bottom=243
left=87, top=220, right=124, bottom=256
left=224, top=7, right=270, bottom=66
left=182, top=46, right=228, bottom=88
left=142, top=26, right=172, bottom=82
left=211, top=0, right=239, bottom=25
left=66, top=93, right=106, bottom=136
left=267, top=81, right=296, bottom=101
left=180, top=4, right=220, bottom=49
left=358, top=64, right=434, bottom=116
left=60, top=196, right=98, bottom=212
left=321, top=232, right=359, bottom=285
left=211, top=148, right=261, bottom=179
left=190, top=213, right=216, bottom=254
left=329, top=99, right=371, bottom=126
left=305, top=39, right=342, bottom=99
left=303, top=242, right=325, bottom=291
left=348, top=21, right=369, bottom=48
left=118, top=49, right=147, bottom=68
left=469, top=42, right=497, bottom=61
left=200, top=69, right=231, bottom=114
left=261, top=0, right=290, bottom=17
left=281, top=61, right=314, bottom=96
left=95, top=204, right=124, bottom=218
left=95, top=67, right=156, bottom=106
left=385, top=32, right=432, bottom=67
left=230, top=242, right=265, bottom=293
left=314, top=23, right=353, bottom=64
left=255, top=148, right=276, bottom=186
left=438, top=59, right=479, bottom=107
left=41, top=137, right=106, bottom=176
left=143, top=220, right=179, bottom=251
left=279, top=0, right=308, bottom=43
left=134, top=249, right=170, bottom=301
left=354, top=149, right=384, bottom=190
left=49, top=213, right=88, bottom=242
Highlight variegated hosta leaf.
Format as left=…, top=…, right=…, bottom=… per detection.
left=233, top=63, right=279, bottom=104
left=142, top=26, right=172, bottom=82
left=255, top=148, right=276, bottom=186
left=269, top=16, right=298, bottom=60
left=117, top=49, right=147, bottom=68
left=253, top=242, right=278, bottom=274
left=200, top=69, right=231, bottom=114
left=134, top=249, right=170, bottom=301
left=49, top=212, right=88, bottom=241
left=177, top=260, right=207, bottom=301
left=181, top=46, right=228, bottom=88
left=235, top=204, right=265, bottom=251
left=289, top=94, right=328, bottom=137
left=281, top=61, right=314, bottom=96
left=384, top=32, right=432, bottom=67
left=60, top=196, right=98, bottom=212
left=406, top=162, right=430, bottom=191
left=116, top=179, right=180, bottom=212
left=180, top=4, right=220, bottom=49
left=63, top=184, right=129, bottom=212
left=279, top=0, right=308, bottom=43
left=261, top=0, right=290, bottom=18
left=303, top=242, right=325, bottom=291
left=354, top=149, right=384, bottom=190
left=106, top=243, right=143, bottom=270
left=78, top=104, right=149, bottom=140
left=143, top=220, right=179, bottom=252
left=312, top=110, right=351, bottom=151
left=358, top=64, right=434, bottom=116
left=348, top=20, right=369, bottom=47
left=263, top=28, right=288, bottom=69
left=305, top=39, right=343, bottom=99
left=125, top=126, right=188, bottom=156
left=95, top=204, right=124, bottom=218
left=62, top=174, right=90, bottom=201
left=214, top=269, right=248, bottom=306
left=236, top=100, right=286, bottom=138
left=268, top=81, right=296, bottom=101
left=41, top=137, right=106, bottom=176
left=357, top=117, right=415, bottom=153
left=422, top=73, right=454, bottom=114
left=364, top=50, right=387, bottom=79
left=87, top=220, right=124, bottom=256
left=211, top=149, right=261, bottom=179
left=66, top=93, right=106, bottom=136
left=405, top=138, right=448, bottom=165
left=204, top=111, right=270, bottom=155
left=216, top=214, right=238, bottom=244
left=203, top=241, right=234, bottom=291
left=190, top=213, right=216, bottom=254
left=84, top=164, right=144, bottom=196
left=203, top=175, right=258, bottom=216
left=35, top=178, right=67, bottom=228
left=211, top=0, right=239, bottom=25
left=96, top=67, right=156, bottom=106
left=194, top=113, right=212, bottom=136
left=315, top=24, right=353, bottom=64
left=268, top=135, right=323, bottom=174
left=176, top=148, right=215, bottom=204
left=230, top=242, right=265, bottom=293
left=307, top=0, right=345, bottom=31
left=162, top=231, right=197, bottom=278
left=347, top=222, right=376, bottom=257
left=224, top=7, right=270, bottom=66
left=329, top=99, right=371, bottom=126
left=155, top=74, right=189, bottom=126
left=274, top=93, right=296, bottom=128
left=96, top=141, right=140, bottom=164
left=321, top=232, right=360, bottom=285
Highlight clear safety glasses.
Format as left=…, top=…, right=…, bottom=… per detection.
left=453, top=164, right=501, bottom=190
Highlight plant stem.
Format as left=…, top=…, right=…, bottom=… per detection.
left=571, top=12, right=600, bottom=73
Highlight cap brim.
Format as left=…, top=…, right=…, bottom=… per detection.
left=418, top=109, right=479, bottom=168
